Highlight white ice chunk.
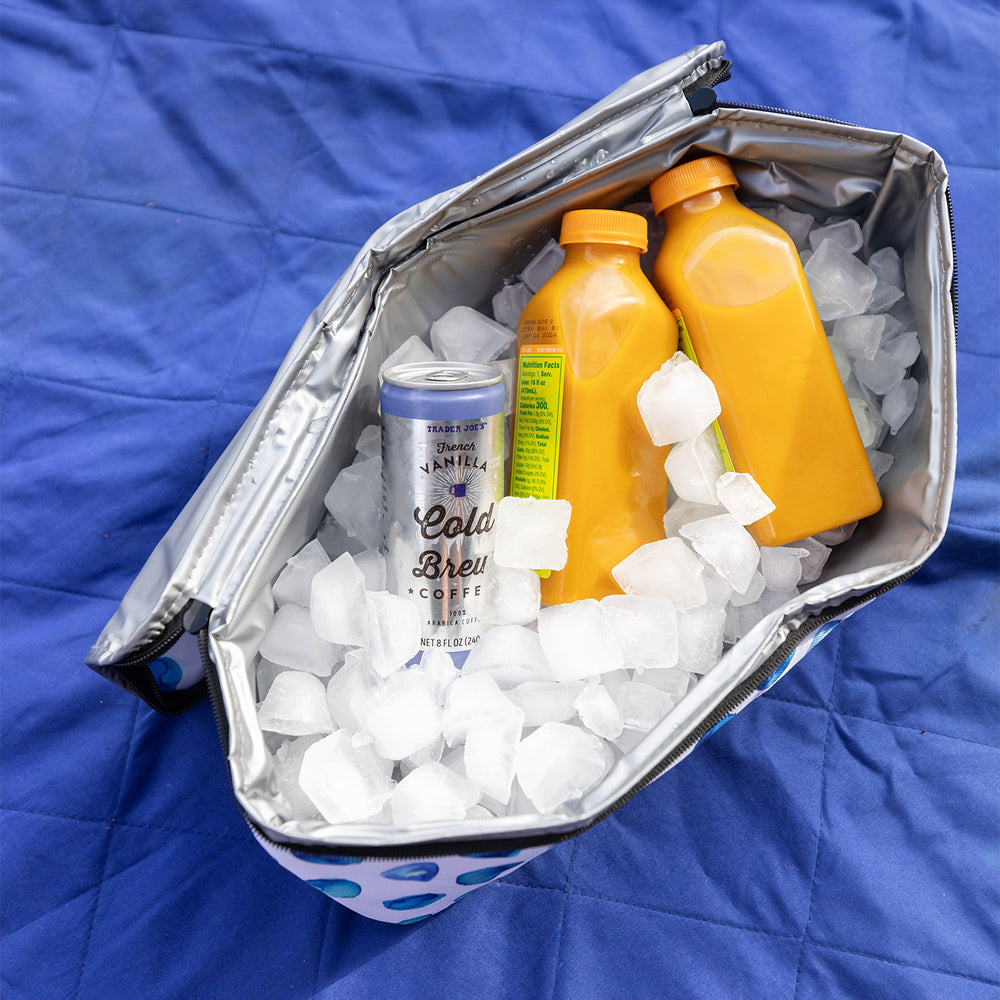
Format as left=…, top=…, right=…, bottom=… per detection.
left=827, top=336, right=852, bottom=382
left=418, top=648, right=460, bottom=704
left=775, top=203, right=816, bottom=250
left=573, top=683, right=624, bottom=740
left=256, top=656, right=285, bottom=701
left=391, top=762, right=481, bottom=826
left=325, top=648, right=378, bottom=732
left=429, top=305, right=517, bottom=364
left=494, top=357, right=516, bottom=416
left=352, top=668, right=442, bottom=760
left=805, top=240, right=877, bottom=321
left=679, top=514, right=760, bottom=594
left=795, top=536, right=833, bottom=583
left=616, top=680, right=674, bottom=730
left=815, top=522, right=857, bottom=546
left=519, top=238, right=565, bottom=292
left=493, top=496, right=571, bottom=571
left=366, top=591, right=422, bottom=677
left=834, top=314, right=886, bottom=362
left=380, top=335, right=435, bottom=377
left=461, top=624, right=552, bottom=687
left=882, top=377, right=919, bottom=434
left=299, top=731, right=394, bottom=824
left=480, top=561, right=541, bottom=627
left=809, top=218, right=863, bottom=254
left=492, top=281, right=533, bottom=330
left=257, top=670, right=335, bottom=736
left=759, top=546, right=809, bottom=592
left=515, top=722, right=610, bottom=813
left=854, top=352, right=906, bottom=394
left=599, top=594, right=679, bottom=670
left=848, top=396, right=880, bottom=448
left=715, top=471, right=776, bottom=525
left=352, top=549, right=385, bottom=592
left=868, top=448, right=894, bottom=482
left=315, top=514, right=363, bottom=559
left=259, top=603, right=340, bottom=677
left=354, top=423, right=381, bottom=459
left=310, top=552, right=369, bottom=647
left=612, top=538, right=707, bottom=611
left=662, top=499, right=726, bottom=538
left=676, top=605, right=726, bottom=674
left=442, top=673, right=521, bottom=747
left=701, top=565, right=735, bottom=609
left=537, top=599, right=624, bottom=682
left=866, top=246, right=905, bottom=312
left=637, top=352, right=722, bottom=446
left=635, top=666, right=690, bottom=699
left=274, top=735, right=324, bottom=819
left=463, top=711, right=523, bottom=803
left=663, top=427, right=726, bottom=504
left=882, top=330, right=921, bottom=368
left=273, top=539, right=330, bottom=608
left=324, top=455, right=383, bottom=550
left=728, top=570, right=767, bottom=607
left=507, top=681, right=584, bottom=728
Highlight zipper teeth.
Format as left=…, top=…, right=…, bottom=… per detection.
left=206, top=568, right=919, bottom=862
left=113, top=614, right=187, bottom=669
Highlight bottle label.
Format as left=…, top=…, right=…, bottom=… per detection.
left=510, top=349, right=565, bottom=501
left=674, top=311, right=736, bottom=474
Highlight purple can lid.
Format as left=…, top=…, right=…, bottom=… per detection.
left=381, top=362, right=505, bottom=420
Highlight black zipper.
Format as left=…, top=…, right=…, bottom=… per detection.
left=198, top=567, right=919, bottom=862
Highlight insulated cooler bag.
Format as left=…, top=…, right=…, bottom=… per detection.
left=86, top=41, right=957, bottom=924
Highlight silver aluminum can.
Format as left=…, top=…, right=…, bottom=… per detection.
left=381, top=362, right=505, bottom=663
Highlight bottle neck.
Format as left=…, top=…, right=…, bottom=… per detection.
left=562, top=241, right=645, bottom=268
left=660, top=183, right=739, bottom=218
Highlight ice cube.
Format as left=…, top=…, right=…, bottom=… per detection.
left=616, top=680, right=674, bottom=730
left=663, top=427, right=726, bottom=504
left=325, top=648, right=378, bottom=732
left=310, top=552, right=369, bottom=647
left=461, top=624, right=552, bottom=687
left=868, top=448, right=894, bottom=482
left=492, top=281, right=533, bottom=330
left=257, top=670, right=335, bottom=735
left=273, top=539, right=330, bottom=608
left=662, top=499, right=726, bottom=538
left=352, top=549, right=386, bottom=592
left=728, top=570, right=767, bottom=607
left=515, top=722, right=610, bottom=812
left=599, top=594, right=679, bottom=669
left=354, top=423, right=381, bottom=459
left=805, top=240, right=877, bottom=321
left=380, top=335, right=435, bottom=377
left=493, top=496, right=571, bottom=571
left=537, top=599, right=624, bottom=682
left=866, top=246, right=905, bottom=312
left=429, top=305, right=517, bottom=364
left=759, top=546, right=809, bottom=592
left=480, top=561, right=541, bottom=627
left=868, top=279, right=905, bottom=314
left=519, top=238, right=565, bottom=292
left=391, top=762, right=481, bottom=826
left=573, top=683, right=624, bottom=740
left=715, top=471, right=776, bottom=526
left=809, top=218, right=863, bottom=254
left=679, top=514, right=760, bottom=594
left=299, top=731, right=395, bottom=824
left=442, top=673, right=521, bottom=747
left=493, top=357, right=516, bottom=416
left=676, top=605, right=726, bottom=673
left=854, top=352, right=905, bottom=394
left=463, top=711, right=523, bottom=803
left=882, top=330, right=921, bottom=368
left=795, top=536, right=833, bottom=583
left=702, top=565, right=735, bottom=608
left=848, top=396, right=880, bottom=448
left=507, top=681, right=584, bottom=728
left=827, top=336, right=852, bottom=382
left=274, top=735, right=324, bottom=820
left=352, top=668, right=442, bottom=760
left=834, top=314, right=886, bottom=361
left=366, top=591, right=422, bottom=677
left=612, top=538, right=707, bottom=612
left=634, top=666, right=690, bottom=699
left=399, top=734, right=446, bottom=777
left=637, top=352, right=722, bottom=446
left=814, top=522, right=857, bottom=546
left=324, top=455, right=383, bottom=550
left=418, top=648, right=460, bottom=704
left=315, top=513, right=364, bottom=559
left=600, top=668, right=630, bottom=701
left=259, top=603, right=341, bottom=677
left=775, top=203, right=816, bottom=250
left=882, top=377, right=919, bottom=434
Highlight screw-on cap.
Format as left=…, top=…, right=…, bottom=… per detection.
left=559, top=209, right=648, bottom=250
left=649, top=155, right=738, bottom=215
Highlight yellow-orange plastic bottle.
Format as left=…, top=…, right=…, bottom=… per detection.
left=509, top=209, right=678, bottom=604
left=649, top=155, right=882, bottom=546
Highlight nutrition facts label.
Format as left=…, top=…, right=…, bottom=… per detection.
left=510, top=351, right=565, bottom=499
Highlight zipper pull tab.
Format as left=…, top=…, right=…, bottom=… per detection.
left=686, top=86, right=719, bottom=116
left=183, top=599, right=212, bottom=634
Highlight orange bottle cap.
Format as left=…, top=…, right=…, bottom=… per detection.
left=559, top=209, right=648, bottom=251
left=649, top=155, right=739, bottom=215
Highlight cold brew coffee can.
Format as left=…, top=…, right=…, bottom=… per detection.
left=381, top=362, right=505, bottom=663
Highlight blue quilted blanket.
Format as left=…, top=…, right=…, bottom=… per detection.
left=2, top=2, right=997, bottom=997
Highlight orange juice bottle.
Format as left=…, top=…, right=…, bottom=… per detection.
left=509, top=209, right=678, bottom=604
left=649, top=155, right=881, bottom=546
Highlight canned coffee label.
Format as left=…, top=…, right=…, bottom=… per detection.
left=381, top=362, right=505, bottom=663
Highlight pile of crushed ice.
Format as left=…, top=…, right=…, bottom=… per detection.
left=252, top=195, right=922, bottom=830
